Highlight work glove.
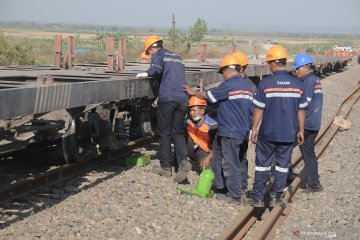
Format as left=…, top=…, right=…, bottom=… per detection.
left=152, top=97, right=158, bottom=108
left=136, top=72, right=148, bottom=78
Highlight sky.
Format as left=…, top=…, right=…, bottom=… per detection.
left=0, top=0, right=359, bottom=32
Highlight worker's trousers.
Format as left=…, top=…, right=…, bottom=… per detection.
left=251, top=139, right=293, bottom=201
left=299, top=129, right=320, bottom=186
left=211, top=135, right=248, bottom=200
left=157, top=101, right=188, bottom=168
left=186, top=136, right=209, bottom=174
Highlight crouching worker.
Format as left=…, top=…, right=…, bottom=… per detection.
left=185, top=96, right=217, bottom=174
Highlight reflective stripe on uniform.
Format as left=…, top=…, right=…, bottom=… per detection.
left=299, top=102, right=309, bottom=108
left=255, top=166, right=272, bottom=171
left=266, top=92, right=301, bottom=98
left=165, top=52, right=179, bottom=56
left=229, top=94, right=254, bottom=100
left=264, top=87, right=302, bottom=93
left=229, top=89, right=254, bottom=96
left=151, top=64, right=162, bottom=70
left=275, top=166, right=288, bottom=173
left=307, top=97, right=312, bottom=102
left=207, top=90, right=217, bottom=103
left=163, top=57, right=184, bottom=64
left=315, top=89, right=323, bottom=94
left=253, top=99, right=265, bottom=108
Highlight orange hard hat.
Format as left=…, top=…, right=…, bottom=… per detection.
left=141, top=51, right=149, bottom=61
left=232, top=51, right=249, bottom=67
left=265, top=45, right=288, bottom=62
left=188, top=96, right=207, bottom=107
left=144, top=35, right=162, bottom=52
left=218, top=55, right=241, bottom=73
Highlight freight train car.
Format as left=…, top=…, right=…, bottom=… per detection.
left=0, top=47, right=351, bottom=163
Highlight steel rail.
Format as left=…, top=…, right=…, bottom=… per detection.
left=0, top=136, right=152, bottom=204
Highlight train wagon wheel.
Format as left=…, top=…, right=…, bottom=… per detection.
left=62, top=117, right=97, bottom=163
left=129, top=100, right=157, bottom=139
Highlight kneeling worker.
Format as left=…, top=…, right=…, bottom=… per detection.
left=185, top=96, right=217, bottom=173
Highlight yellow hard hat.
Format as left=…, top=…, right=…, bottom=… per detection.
left=218, top=55, right=241, bottom=73
left=265, top=45, right=288, bottom=62
left=144, top=35, right=162, bottom=52
left=232, top=51, right=249, bottom=67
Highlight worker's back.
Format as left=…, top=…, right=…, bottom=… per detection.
left=149, top=48, right=187, bottom=103
left=255, top=70, right=306, bottom=142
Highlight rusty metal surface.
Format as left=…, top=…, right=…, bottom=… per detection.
left=117, top=39, right=126, bottom=71
left=0, top=62, right=224, bottom=119
left=0, top=56, right=351, bottom=120
left=66, top=36, right=75, bottom=70
left=54, top=35, right=62, bottom=69
left=106, top=38, right=115, bottom=72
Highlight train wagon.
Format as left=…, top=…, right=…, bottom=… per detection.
left=0, top=37, right=351, bottom=163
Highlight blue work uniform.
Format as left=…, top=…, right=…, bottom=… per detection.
left=302, top=73, right=323, bottom=131
left=251, top=70, right=308, bottom=201
left=147, top=48, right=187, bottom=103
left=299, top=72, right=323, bottom=186
left=207, top=74, right=256, bottom=200
left=147, top=48, right=188, bottom=167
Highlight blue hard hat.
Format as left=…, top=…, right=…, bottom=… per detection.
left=294, top=53, right=313, bottom=69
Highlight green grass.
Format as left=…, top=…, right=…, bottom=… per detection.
left=0, top=34, right=36, bottom=65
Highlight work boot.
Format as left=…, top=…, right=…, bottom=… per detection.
left=173, top=159, right=192, bottom=183
left=241, top=186, right=249, bottom=197
left=242, top=196, right=265, bottom=208
left=216, top=193, right=240, bottom=204
left=287, top=167, right=298, bottom=183
left=269, top=194, right=288, bottom=207
left=152, top=165, right=172, bottom=178
left=212, top=186, right=228, bottom=194
left=303, top=182, right=323, bottom=193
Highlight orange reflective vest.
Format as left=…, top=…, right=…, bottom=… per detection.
left=187, top=121, right=211, bottom=152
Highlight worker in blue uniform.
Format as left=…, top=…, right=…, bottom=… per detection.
left=183, top=55, right=256, bottom=203
left=244, top=45, right=308, bottom=207
left=136, top=35, right=191, bottom=183
left=230, top=51, right=257, bottom=193
left=294, top=53, right=323, bottom=192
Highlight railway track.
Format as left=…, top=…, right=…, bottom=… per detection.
left=218, top=83, right=360, bottom=240
left=0, top=136, right=153, bottom=204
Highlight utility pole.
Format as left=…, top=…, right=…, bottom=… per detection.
left=172, top=13, right=176, bottom=51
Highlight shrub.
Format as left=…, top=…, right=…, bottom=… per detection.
left=0, top=34, right=35, bottom=65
